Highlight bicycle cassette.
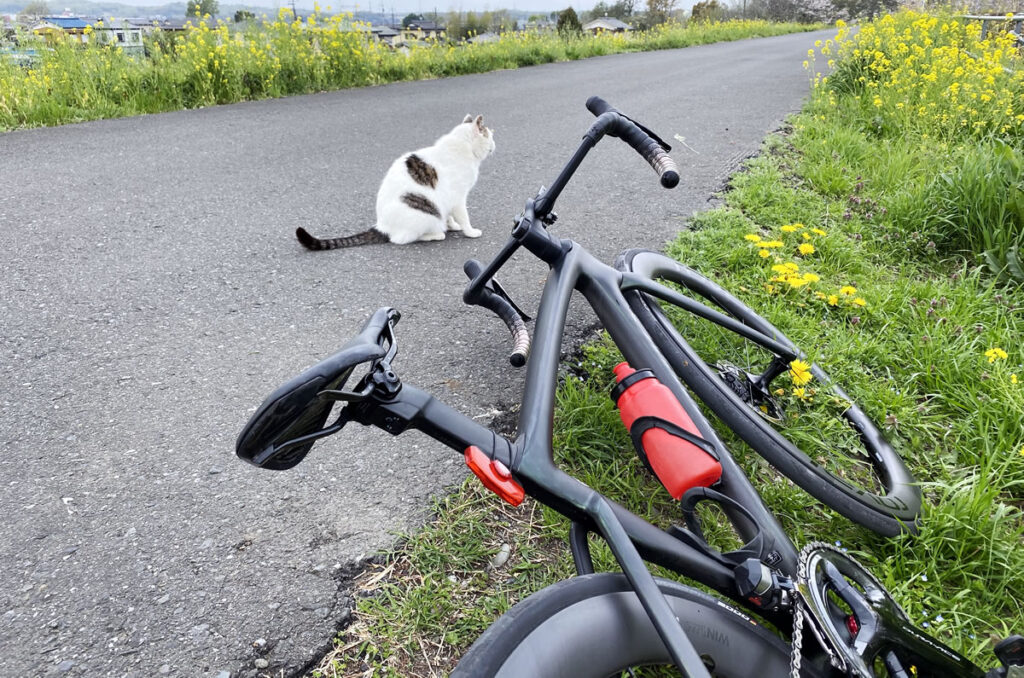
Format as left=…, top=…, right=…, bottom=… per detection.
left=795, top=542, right=977, bottom=678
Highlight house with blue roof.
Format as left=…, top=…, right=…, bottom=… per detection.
left=32, top=16, right=144, bottom=55
left=32, top=16, right=92, bottom=44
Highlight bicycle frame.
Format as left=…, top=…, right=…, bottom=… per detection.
left=246, top=102, right=995, bottom=678
left=349, top=227, right=815, bottom=676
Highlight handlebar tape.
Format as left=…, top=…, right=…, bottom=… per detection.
left=585, top=96, right=680, bottom=189
left=463, top=260, right=532, bottom=367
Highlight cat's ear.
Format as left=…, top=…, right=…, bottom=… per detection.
left=463, top=114, right=473, bottom=123
left=474, top=115, right=485, bottom=132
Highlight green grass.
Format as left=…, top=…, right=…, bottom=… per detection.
left=0, top=18, right=821, bottom=131
left=305, top=13, right=1024, bottom=678
left=318, top=137, right=1021, bottom=677
left=310, top=129, right=1024, bottom=676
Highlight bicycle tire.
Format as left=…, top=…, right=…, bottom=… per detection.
left=452, top=573, right=823, bottom=678
left=615, top=249, right=921, bottom=537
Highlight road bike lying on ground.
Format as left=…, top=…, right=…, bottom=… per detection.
left=237, top=98, right=1023, bottom=677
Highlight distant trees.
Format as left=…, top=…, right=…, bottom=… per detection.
left=402, top=13, right=423, bottom=27
left=233, top=9, right=254, bottom=22
left=557, top=7, right=582, bottom=35
left=644, top=0, right=678, bottom=25
left=831, top=0, right=897, bottom=19
left=729, top=0, right=854, bottom=22
left=690, top=0, right=725, bottom=22
left=186, top=0, right=218, bottom=18
left=585, top=0, right=636, bottom=21
left=444, top=10, right=516, bottom=40
left=19, top=0, right=49, bottom=18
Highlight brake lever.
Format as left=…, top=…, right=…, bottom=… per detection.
left=490, top=277, right=531, bottom=322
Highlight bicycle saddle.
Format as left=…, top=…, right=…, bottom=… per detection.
left=236, top=307, right=400, bottom=470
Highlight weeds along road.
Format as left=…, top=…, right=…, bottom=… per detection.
left=0, top=28, right=833, bottom=678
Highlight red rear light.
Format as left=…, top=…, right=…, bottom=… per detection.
left=465, top=446, right=525, bottom=506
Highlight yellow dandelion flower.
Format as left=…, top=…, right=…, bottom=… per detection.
left=793, top=387, right=808, bottom=399
left=802, top=232, right=812, bottom=240
left=812, top=228, right=827, bottom=236
left=802, top=273, right=821, bottom=283
left=781, top=224, right=798, bottom=233
left=789, top=360, right=813, bottom=386
left=744, top=234, right=762, bottom=242
left=798, top=243, right=815, bottom=255
left=771, top=262, right=799, bottom=274
left=785, top=276, right=809, bottom=288
left=1012, top=374, right=1018, bottom=385
left=762, top=240, right=785, bottom=249
left=827, top=295, right=839, bottom=306
left=852, top=297, right=867, bottom=307
left=839, top=286, right=857, bottom=296
left=985, top=347, right=1008, bottom=363
left=758, top=249, right=771, bottom=258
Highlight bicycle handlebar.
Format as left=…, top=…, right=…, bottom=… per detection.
left=585, top=96, right=680, bottom=189
left=463, top=97, right=679, bottom=368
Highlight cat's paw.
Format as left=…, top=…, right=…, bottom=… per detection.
left=418, top=231, right=446, bottom=242
left=463, top=226, right=482, bottom=238
left=446, top=216, right=462, bottom=231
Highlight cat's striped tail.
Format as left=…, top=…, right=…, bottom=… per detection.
left=295, top=226, right=389, bottom=250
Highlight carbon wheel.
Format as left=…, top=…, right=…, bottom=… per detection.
left=452, top=573, right=825, bottom=678
left=616, top=249, right=921, bottom=537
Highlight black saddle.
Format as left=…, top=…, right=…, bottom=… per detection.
left=236, top=307, right=399, bottom=470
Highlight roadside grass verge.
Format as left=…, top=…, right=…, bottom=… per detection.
left=0, top=18, right=821, bottom=131
left=305, top=11, right=1023, bottom=678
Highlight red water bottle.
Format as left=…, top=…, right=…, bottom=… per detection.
left=611, top=362, right=722, bottom=499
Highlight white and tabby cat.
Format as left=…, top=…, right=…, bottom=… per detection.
left=296, top=114, right=495, bottom=249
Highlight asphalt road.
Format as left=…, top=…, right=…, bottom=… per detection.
left=0, top=28, right=833, bottom=677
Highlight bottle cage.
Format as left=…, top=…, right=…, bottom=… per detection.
left=235, top=307, right=400, bottom=470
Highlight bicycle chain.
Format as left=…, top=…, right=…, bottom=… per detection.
left=789, top=596, right=804, bottom=678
